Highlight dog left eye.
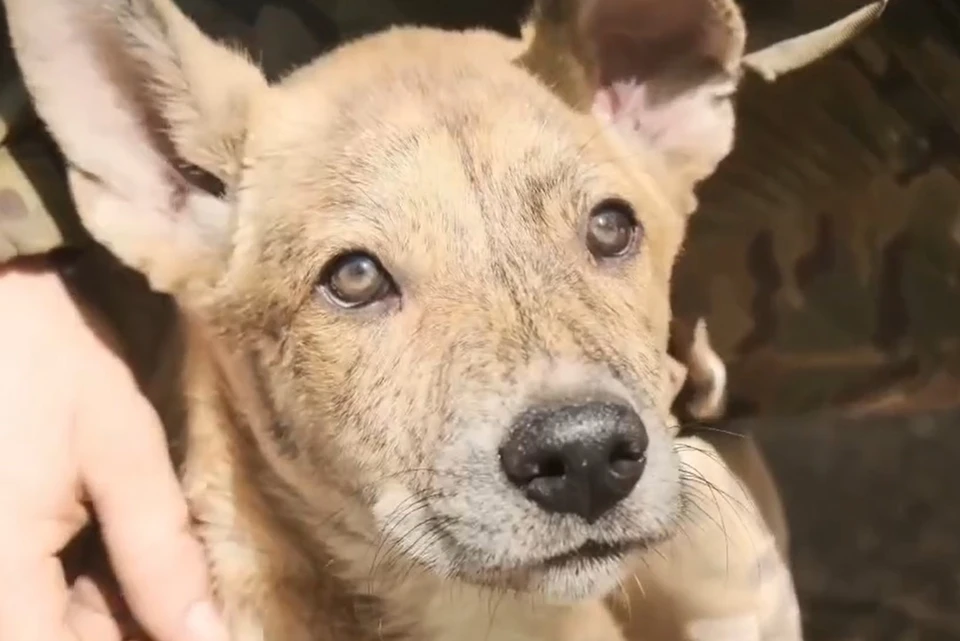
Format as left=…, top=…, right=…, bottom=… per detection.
left=319, top=252, right=397, bottom=309
left=586, top=199, right=640, bottom=259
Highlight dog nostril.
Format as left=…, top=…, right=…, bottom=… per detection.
left=501, top=449, right=568, bottom=487
left=537, top=455, right=567, bottom=479
left=608, top=439, right=645, bottom=478
left=609, top=439, right=643, bottom=464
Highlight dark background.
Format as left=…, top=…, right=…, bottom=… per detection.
left=752, top=410, right=960, bottom=641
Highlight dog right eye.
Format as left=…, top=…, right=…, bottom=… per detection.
left=318, top=252, right=397, bottom=309
left=586, top=198, right=640, bottom=259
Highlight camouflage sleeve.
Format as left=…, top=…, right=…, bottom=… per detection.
left=0, top=51, right=82, bottom=263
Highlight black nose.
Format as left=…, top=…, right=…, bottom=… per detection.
left=499, top=401, right=648, bottom=523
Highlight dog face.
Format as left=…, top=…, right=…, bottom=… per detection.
left=242, top=35, right=694, bottom=601
left=10, top=0, right=746, bottom=601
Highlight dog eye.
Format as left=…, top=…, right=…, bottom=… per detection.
left=586, top=199, right=640, bottom=258
left=319, top=252, right=396, bottom=309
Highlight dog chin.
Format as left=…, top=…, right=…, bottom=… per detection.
left=523, top=554, right=629, bottom=602
left=438, top=541, right=641, bottom=603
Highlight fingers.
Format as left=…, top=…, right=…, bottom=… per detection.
left=66, top=578, right=124, bottom=641
left=78, top=368, right=228, bottom=641
left=0, top=412, right=85, bottom=641
left=0, top=554, right=77, bottom=641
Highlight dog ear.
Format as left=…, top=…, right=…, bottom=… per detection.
left=518, top=0, right=747, bottom=191
left=6, top=0, right=267, bottom=297
left=741, top=0, right=888, bottom=81
left=518, top=0, right=888, bottom=196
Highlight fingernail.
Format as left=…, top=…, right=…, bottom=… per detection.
left=185, top=600, right=230, bottom=641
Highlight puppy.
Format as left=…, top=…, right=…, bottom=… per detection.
left=6, top=0, right=883, bottom=639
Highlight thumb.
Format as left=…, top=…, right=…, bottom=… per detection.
left=79, top=367, right=229, bottom=641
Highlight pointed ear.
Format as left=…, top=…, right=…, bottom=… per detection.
left=742, top=0, right=889, bottom=81
left=518, top=0, right=747, bottom=191
left=6, top=0, right=267, bottom=297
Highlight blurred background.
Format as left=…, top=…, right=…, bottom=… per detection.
left=752, top=409, right=960, bottom=641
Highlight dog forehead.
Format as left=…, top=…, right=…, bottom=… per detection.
left=245, top=32, right=606, bottom=228
left=258, top=27, right=553, bottom=145
left=236, top=26, right=686, bottom=276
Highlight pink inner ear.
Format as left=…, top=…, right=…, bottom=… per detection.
left=574, top=0, right=744, bottom=183
left=591, top=79, right=736, bottom=177
left=592, top=81, right=690, bottom=147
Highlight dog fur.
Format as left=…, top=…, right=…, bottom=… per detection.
left=5, top=0, right=871, bottom=638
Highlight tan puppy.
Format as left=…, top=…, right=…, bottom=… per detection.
left=6, top=0, right=879, bottom=639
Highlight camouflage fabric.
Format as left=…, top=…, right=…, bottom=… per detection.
left=3, top=0, right=958, bottom=420
left=0, top=25, right=79, bottom=260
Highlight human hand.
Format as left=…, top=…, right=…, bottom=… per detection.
left=0, top=261, right=228, bottom=641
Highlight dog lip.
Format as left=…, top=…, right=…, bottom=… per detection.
left=540, top=539, right=635, bottom=568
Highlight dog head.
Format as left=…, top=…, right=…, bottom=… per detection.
left=7, top=0, right=845, bottom=601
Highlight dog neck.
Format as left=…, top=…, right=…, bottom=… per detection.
left=160, top=313, right=612, bottom=641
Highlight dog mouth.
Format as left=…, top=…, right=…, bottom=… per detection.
left=452, top=537, right=646, bottom=599
left=411, top=512, right=676, bottom=598
left=539, top=539, right=635, bottom=569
